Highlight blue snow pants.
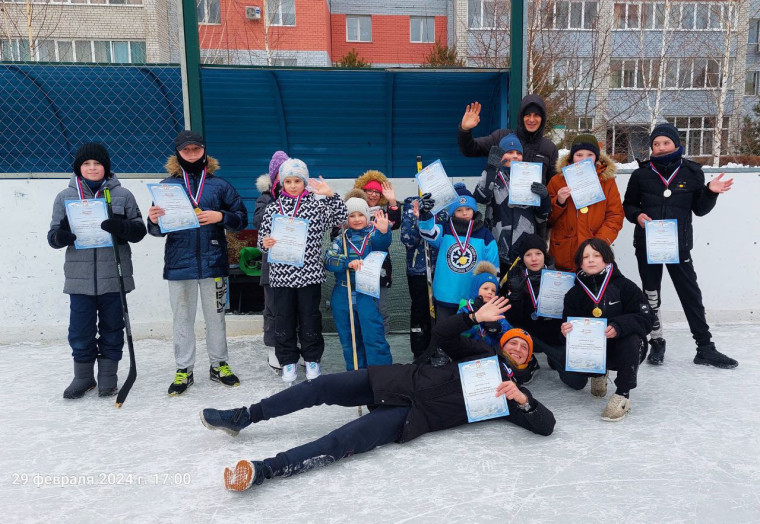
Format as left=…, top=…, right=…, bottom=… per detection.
left=331, top=283, right=392, bottom=370
left=68, top=292, right=124, bottom=362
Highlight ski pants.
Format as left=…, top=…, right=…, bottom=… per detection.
left=532, top=338, right=588, bottom=391
left=253, top=370, right=410, bottom=478
left=605, top=334, right=647, bottom=395
left=262, top=284, right=276, bottom=347
left=272, top=284, right=324, bottom=366
left=68, top=292, right=124, bottom=363
left=407, top=274, right=432, bottom=359
left=635, top=249, right=711, bottom=346
left=331, top=283, right=392, bottom=370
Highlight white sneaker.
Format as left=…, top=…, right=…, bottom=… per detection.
left=305, top=361, right=321, bottom=380
left=281, top=364, right=297, bottom=383
left=601, top=393, right=631, bottom=422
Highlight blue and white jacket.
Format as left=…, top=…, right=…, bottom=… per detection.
left=325, top=225, right=392, bottom=287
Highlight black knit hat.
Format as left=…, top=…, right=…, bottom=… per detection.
left=570, top=134, right=600, bottom=160
left=73, top=142, right=111, bottom=178
left=518, top=233, right=547, bottom=259
left=174, top=130, right=205, bottom=151
left=650, top=123, right=681, bottom=149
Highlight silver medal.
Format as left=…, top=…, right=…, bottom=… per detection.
left=663, top=189, right=672, bottom=198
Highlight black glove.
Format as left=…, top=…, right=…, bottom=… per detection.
left=101, top=218, right=128, bottom=237
left=483, top=320, right=502, bottom=337
left=472, top=296, right=486, bottom=311
left=101, top=217, right=147, bottom=243
left=418, top=193, right=435, bottom=220
left=52, top=228, right=77, bottom=247
left=487, top=146, right=507, bottom=167
left=531, top=182, right=549, bottom=198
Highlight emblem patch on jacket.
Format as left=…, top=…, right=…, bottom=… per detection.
left=446, top=244, right=478, bottom=273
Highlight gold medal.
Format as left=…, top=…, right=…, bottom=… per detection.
left=194, top=207, right=202, bottom=215
left=458, top=256, right=467, bottom=265
left=580, top=207, right=589, bottom=214
left=592, top=307, right=602, bottom=318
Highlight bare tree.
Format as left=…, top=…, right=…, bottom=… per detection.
left=0, top=0, right=63, bottom=61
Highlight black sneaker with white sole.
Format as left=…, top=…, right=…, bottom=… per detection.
left=210, top=361, right=240, bottom=387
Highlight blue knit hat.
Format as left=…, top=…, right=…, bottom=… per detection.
left=448, top=183, right=478, bottom=217
left=498, top=133, right=523, bottom=154
left=470, top=262, right=499, bottom=299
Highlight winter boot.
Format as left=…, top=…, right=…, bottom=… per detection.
left=200, top=407, right=251, bottom=436
left=224, top=460, right=273, bottom=492
left=694, top=343, right=738, bottom=369
left=647, top=338, right=666, bottom=365
left=97, top=357, right=119, bottom=397
left=63, top=361, right=97, bottom=399
left=168, top=368, right=194, bottom=396
left=210, top=361, right=240, bottom=387
left=590, top=371, right=608, bottom=398
left=601, top=393, right=631, bottom=422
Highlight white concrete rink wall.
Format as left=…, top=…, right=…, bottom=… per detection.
left=1, top=171, right=757, bottom=344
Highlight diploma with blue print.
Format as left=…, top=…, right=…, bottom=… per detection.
left=645, top=219, right=680, bottom=264
left=508, top=161, right=543, bottom=206
left=355, top=251, right=387, bottom=299
left=147, top=183, right=200, bottom=233
left=267, top=214, right=309, bottom=267
left=565, top=317, right=607, bottom=374
left=415, top=159, right=458, bottom=215
left=536, top=270, right=576, bottom=319
left=561, top=158, right=606, bottom=209
left=64, top=199, right=113, bottom=250
left=458, top=356, right=510, bottom=423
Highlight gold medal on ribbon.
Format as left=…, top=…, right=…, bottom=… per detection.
left=580, top=207, right=589, bottom=214
left=458, top=256, right=467, bottom=265
left=592, top=307, right=602, bottom=318
left=194, top=207, right=202, bottom=215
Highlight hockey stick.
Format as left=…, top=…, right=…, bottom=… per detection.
left=342, top=233, right=363, bottom=417
left=104, top=188, right=137, bottom=408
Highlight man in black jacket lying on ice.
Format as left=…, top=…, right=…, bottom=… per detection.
left=200, top=297, right=555, bottom=492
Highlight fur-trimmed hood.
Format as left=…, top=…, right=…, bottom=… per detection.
left=165, top=155, right=220, bottom=177
left=556, top=150, right=616, bottom=181
left=256, top=174, right=271, bottom=193
left=353, top=169, right=389, bottom=206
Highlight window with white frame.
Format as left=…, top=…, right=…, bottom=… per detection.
left=273, top=58, right=297, bottom=66
left=568, top=116, right=594, bottom=130
left=267, top=0, right=296, bottom=26
left=610, top=58, right=725, bottom=89
left=468, top=0, right=508, bottom=29
left=197, top=0, right=220, bottom=24
left=750, top=19, right=760, bottom=48
left=410, top=16, right=435, bottom=43
left=552, top=58, right=594, bottom=89
left=613, top=2, right=735, bottom=31
left=665, top=116, right=729, bottom=156
left=746, top=71, right=759, bottom=96
left=544, top=1, right=597, bottom=30
left=346, top=15, right=371, bottom=42
left=0, top=38, right=146, bottom=63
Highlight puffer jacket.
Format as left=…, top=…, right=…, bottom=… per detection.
left=324, top=224, right=392, bottom=286
left=48, top=174, right=146, bottom=295
left=547, top=151, right=624, bottom=271
left=400, top=196, right=446, bottom=276
left=147, top=156, right=248, bottom=280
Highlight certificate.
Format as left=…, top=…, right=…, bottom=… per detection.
left=415, top=159, right=458, bottom=215
left=64, top=199, right=113, bottom=250
left=565, top=317, right=607, bottom=374
left=508, top=161, right=542, bottom=207
left=268, top=214, right=309, bottom=267
left=458, top=356, right=509, bottom=423
left=147, top=183, right=200, bottom=233
left=536, top=270, right=576, bottom=319
left=355, top=251, right=387, bottom=298
left=561, top=158, right=606, bottom=209
left=645, top=219, right=680, bottom=264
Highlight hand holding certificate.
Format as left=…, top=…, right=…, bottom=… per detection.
left=565, top=317, right=607, bottom=374
left=415, top=160, right=458, bottom=215
left=458, top=356, right=510, bottom=423
left=536, top=270, right=576, bottom=319
left=146, top=183, right=200, bottom=233
left=355, top=251, right=387, bottom=298
left=268, top=214, right=309, bottom=267
left=561, top=158, right=606, bottom=210
left=508, top=161, right=542, bottom=206
left=645, top=219, right=679, bottom=264
left=64, top=199, right=113, bottom=250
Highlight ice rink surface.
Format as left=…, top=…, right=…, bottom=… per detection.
left=1, top=322, right=759, bottom=523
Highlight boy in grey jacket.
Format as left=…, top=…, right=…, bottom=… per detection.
left=48, top=143, right=146, bottom=399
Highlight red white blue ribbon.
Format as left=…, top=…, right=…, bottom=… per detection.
left=278, top=192, right=305, bottom=218
left=497, top=168, right=509, bottom=188
left=525, top=269, right=538, bottom=310
left=76, top=177, right=107, bottom=200
left=577, top=264, right=614, bottom=306
left=346, top=226, right=375, bottom=256
left=182, top=167, right=207, bottom=208
left=649, top=161, right=682, bottom=190
left=449, top=218, right=473, bottom=255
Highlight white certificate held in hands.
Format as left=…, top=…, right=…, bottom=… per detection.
left=458, top=356, right=510, bottom=423
left=355, top=251, right=387, bottom=298
left=508, top=161, right=542, bottom=207
left=536, top=270, right=576, bottom=319
left=645, top=219, right=679, bottom=264
left=65, top=199, right=113, bottom=250
left=561, top=158, right=606, bottom=209
left=415, top=159, right=458, bottom=215
left=565, top=317, right=607, bottom=374
left=147, top=183, right=200, bottom=233
left=268, top=214, right=309, bottom=267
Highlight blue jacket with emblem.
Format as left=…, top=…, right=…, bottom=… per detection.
left=147, top=155, right=248, bottom=280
